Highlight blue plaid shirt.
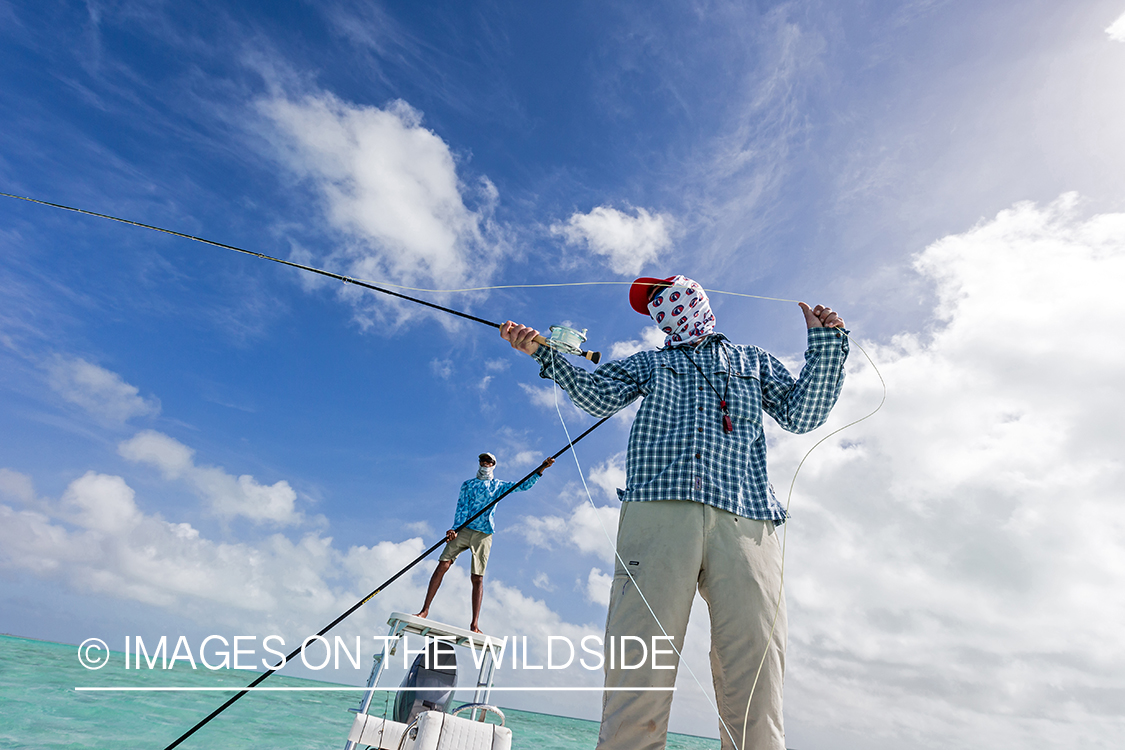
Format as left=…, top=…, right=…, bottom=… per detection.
left=453, top=473, right=541, bottom=534
left=531, top=328, right=848, bottom=522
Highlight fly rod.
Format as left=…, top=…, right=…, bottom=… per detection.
left=0, top=192, right=602, bottom=364
left=161, top=414, right=612, bottom=750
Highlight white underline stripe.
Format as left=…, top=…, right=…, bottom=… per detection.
left=74, top=686, right=675, bottom=692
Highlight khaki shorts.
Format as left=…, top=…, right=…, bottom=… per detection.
left=438, top=528, right=493, bottom=576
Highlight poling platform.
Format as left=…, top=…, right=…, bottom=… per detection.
left=343, top=612, right=510, bottom=750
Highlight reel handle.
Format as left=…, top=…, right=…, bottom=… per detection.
left=531, top=334, right=602, bottom=365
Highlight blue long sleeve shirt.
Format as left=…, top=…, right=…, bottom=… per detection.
left=452, top=473, right=541, bottom=534
left=531, top=328, right=848, bottom=522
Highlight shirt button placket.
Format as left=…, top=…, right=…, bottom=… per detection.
left=692, top=370, right=703, bottom=497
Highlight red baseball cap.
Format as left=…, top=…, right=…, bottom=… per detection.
left=628, top=276, right=675, bottom=315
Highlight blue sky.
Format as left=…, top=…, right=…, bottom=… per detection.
left=3, top=1, right=1125, bottom=747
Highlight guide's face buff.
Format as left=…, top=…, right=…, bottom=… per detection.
left=477, top=453, right=496, bottom=481
left=647, top=275, right=715, bottom=347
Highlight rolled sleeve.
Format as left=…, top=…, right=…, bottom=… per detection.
left=499, top=472, right=541, bottom=494
left=761, top=327, right=849, bottom=434
left=531, top=346, right=643, bottom=418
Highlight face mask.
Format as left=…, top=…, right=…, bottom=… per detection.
left=477, top=464, right=494, bottom=481
left=648, top=275, right=715, bottom=347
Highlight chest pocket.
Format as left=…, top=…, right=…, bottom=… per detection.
left=644, top=362, right=689, bottom=414
left=718, top=366, right=763, bottom=428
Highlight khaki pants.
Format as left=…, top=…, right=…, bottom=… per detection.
left=597, top=501, right=786, bottom=750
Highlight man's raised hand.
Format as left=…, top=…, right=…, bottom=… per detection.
left=798, top=302, right=845, bottom=330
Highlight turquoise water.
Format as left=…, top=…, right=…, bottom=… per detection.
left=0, top=635, right=719, bottom=749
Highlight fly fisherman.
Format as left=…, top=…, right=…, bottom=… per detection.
left=500, top=275, right=847, bottom=750
left=416, top=451, right=555, bottom=633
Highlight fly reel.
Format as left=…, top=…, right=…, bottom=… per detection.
left=542, top=325, right=601, bottom=364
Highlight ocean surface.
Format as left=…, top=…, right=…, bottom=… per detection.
left=0, top=635, right=720, bottom=749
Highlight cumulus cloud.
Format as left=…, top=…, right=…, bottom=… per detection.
left=0, top=468, right=36, bottom=505
left=119, top=430, right=302, bottom=526
left=765, top=194, right=1125, bottom=749
left=506, top=450, right=541, bottom=469
left=587, top=453, right=626, bottom=501
left=403, top=520, right=433, bottom=537
left=585, top=567, right=612, bottom=606
left=1107, top=12, right=1125, bottom=42
left=552, top=206, right=673, bottom=275
left=513, top=492, right=619, bottom=564
left=45, top=356, right=160, bottom=423
left=511, top=512, right=567, bottom=549
left=262, top=92, right=503, bottom=325
left=518, top=382, right=591, bottom=423
left=609, top=325, right=668, bottom=359
left=0, top=466, right=622, bottom=708
left=118, top=429, right=195, bottom=478
left=0, top=469, right=428, bottom=637
left=60, top=472, right=141, bottom=534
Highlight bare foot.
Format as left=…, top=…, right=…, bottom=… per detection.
left=415, top=610, right=429, bottom=619
left=470, top=625, right=483, bottom=634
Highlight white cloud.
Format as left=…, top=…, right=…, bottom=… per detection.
left=117, top=429, right=195, bottom=479
left=507, top=450, right=541, bottom=469
left=60, top=472, right=141, bottom=534
left=0, top=465, right=628, bottom=718
left=430, top=358, right=453, bottom=379
left=510, top=512, right=567, bottom=549
left=262, top=92, right=503, bottom=322
left=608, top=325, right=667, bottom=359
left=532, top=572, right=554, bottom=591
left=764, top=194, right=1125, bottom=749
left=518, top=382, right=590, bottom=423
left=0, top=468, right=36, bottom=505
left=552, top=206, right=673, bottom=276
left=119, top=430, right=301, bottom=526
left=518, top=382, right=558, bottom=410
left=403, top=520, right=433, bottom=537
left=567, top=502, right=619, bottom=559
left=585, top=567, right=612, bottom=606
left=45, top=356, right=159, bottom=423
left=512, top=492, right=619, bottom=564
left=1107, top=11, right=1125, bottom=42
left=0, top=471, right=426, bottom=636
left=587, top=453, right=626, bottom=501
